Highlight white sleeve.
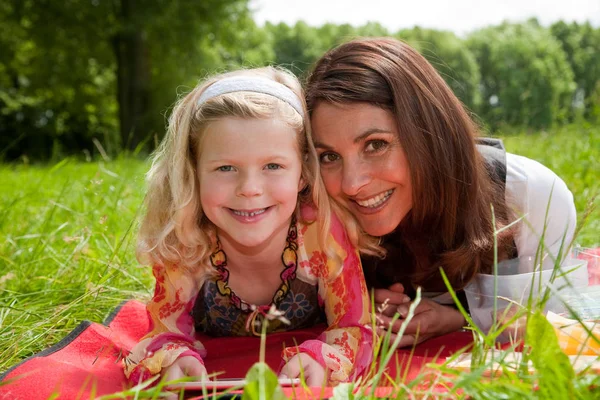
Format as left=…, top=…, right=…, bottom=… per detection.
left=504, top=153, right=576, bottom=270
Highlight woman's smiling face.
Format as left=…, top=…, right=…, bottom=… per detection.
left=311, top=102, right=413, bottom=237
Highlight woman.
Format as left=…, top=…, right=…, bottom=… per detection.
left=305, top=37, right=576, bottom=346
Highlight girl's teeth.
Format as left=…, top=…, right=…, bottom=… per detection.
left=233, top=208, right=266, bottom=217
left=356, top=190, right=393, bottom=208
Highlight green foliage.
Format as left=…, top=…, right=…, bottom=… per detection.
left=242, top=362, right=287, bottom=400
left=0, top=0, right=254, bottom=160
left=140, top=0, right=270, bottom=149
left=550, top=21, right=600, bottom=122
left=526, top=311, right=575, bottom=399
left=468, top=20, right=576, bottom=129
left=2, top=7, right=600, bottom=161
left=264, top=21, right=327, bottom=77
left=0, top=0, right=118, bottom=161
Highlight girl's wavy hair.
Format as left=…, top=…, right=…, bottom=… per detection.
left=306, top=37, right=514, bottom=290
left=137, top=66, right=332, bottom=273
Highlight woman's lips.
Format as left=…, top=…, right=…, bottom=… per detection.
left=351, top=189, right=394, bottom=215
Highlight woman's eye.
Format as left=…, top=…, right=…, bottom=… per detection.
left=319, top=152, right=340, bottom=164
left=265, top=163, right=282, bottom=170
left=365, top=140, right=388, bottom=153
left=217, top=165, right=234, bottom=172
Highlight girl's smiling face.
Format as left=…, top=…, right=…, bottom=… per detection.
left=197, top=117, right=303, bottom=251
left=311, top=102, right=413, bottom=237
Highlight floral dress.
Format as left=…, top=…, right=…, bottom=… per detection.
left=124, top=205, right=373, bottom=384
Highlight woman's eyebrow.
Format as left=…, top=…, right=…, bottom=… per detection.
left=314, top=128, right=393, bottom=149
left=313, top=141, right=332, bottom=150
left=353, top=128, right=393, bottom=144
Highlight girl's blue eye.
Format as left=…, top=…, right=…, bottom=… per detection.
left=319, top=152, right=340, bottom=164
left=265, top=163, right=281, bottom=170
left=217, top=165, right=233, bottom=172
left=365, top=140, right=388, bottom=153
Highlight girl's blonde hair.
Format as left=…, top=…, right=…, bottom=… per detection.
left=137, top=67, right=332, bottom=274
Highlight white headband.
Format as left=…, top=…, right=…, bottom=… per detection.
left=197, top=76, right=305, bottom=117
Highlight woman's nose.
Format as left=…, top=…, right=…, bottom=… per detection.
left=340, top=161, right=371, bottom=197
left=236, top=172, right=263, bottom=197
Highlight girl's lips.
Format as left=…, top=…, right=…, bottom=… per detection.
left=228, top=206, right=272, bottom=223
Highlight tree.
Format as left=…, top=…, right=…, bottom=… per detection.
left=113, top=0, right=256, bottom=150
left=316, top=23, right=357, bottom=54
left=550, top=21, right=600, bottom=121
left=0, top=0, right=253, bottom=159
left=0, top=0, right=118, bottom=160
left=315, top=22, right=390, bottom=55
left=265, top=21, right=327, bottom=78
left=467, top=21, right=576, bottom=129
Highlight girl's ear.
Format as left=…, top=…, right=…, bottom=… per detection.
left=298, top=153, right=310, bottom=193
left=298, top=175, right=307, bottom=193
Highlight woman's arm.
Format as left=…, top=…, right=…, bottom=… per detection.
left=124, top=264, right=206, bottom=383
left=282, top=213, right=373, bottom=384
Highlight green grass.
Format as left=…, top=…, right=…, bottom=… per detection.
left=0, top=125, right=598, bottom=398
left=0, top=158, right=151, bottom=370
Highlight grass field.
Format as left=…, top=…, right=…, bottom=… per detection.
left=0, top=124, right=598, bottom=397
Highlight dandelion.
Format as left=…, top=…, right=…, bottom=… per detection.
left=265, top=304, right=291, bottom=325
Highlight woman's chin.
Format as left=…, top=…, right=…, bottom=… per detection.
left=351, top=204, right=409, bottom=237
left=356, top=217, right=397, bottom=237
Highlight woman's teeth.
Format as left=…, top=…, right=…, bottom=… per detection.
left=355, top=190, right=393, bottom=208
left=232, top=208, right=267, bottom=217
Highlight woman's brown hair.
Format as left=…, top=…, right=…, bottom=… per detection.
left=305, top=37, right=514, bottom=291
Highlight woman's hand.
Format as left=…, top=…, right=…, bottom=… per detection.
left=374, top=284, right=466, bottom=347
left=279, top=353, right=326, bottom=387
left=162, top=355, right=207, bottom=382
left=373, top=283, right=411, bottom=317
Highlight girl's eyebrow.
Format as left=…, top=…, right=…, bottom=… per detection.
left=203, top=154, right=294, bottom=164
left=202, top=157, right=235, bottom=164
left=314, top=128, right=393, bottom=149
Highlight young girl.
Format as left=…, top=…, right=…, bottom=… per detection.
left=124, top=67, right=373, bottom=386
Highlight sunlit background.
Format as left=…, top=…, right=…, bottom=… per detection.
left=1, top=0, right=598, bottom=160
left=251, top=0, right=600, bottom=35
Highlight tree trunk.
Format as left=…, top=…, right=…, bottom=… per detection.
left=113, top=0, right=151, bottom=151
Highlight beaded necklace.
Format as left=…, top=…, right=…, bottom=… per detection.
left=209, top=217, right=298, bottom=314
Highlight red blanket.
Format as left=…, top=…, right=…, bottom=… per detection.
left=4, top=248, right=598, bottom=398
left=0, top=300, right=472, bottom=399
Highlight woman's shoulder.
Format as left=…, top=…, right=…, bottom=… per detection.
left=504, top=152, right=576, bottom=257
left=506, top=152, right=561, bottom=183
left=505, top=152, right=574, bottom=207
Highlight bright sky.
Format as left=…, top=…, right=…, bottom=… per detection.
left=250, top=0, right=600, bottom=36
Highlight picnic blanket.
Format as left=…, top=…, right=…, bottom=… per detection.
left=0, top=299, right=472, bottom=399
left=2, top=248, right=597, bottom=399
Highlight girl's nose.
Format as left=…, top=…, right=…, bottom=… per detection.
left=236, top=172, right=263, bottom=197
